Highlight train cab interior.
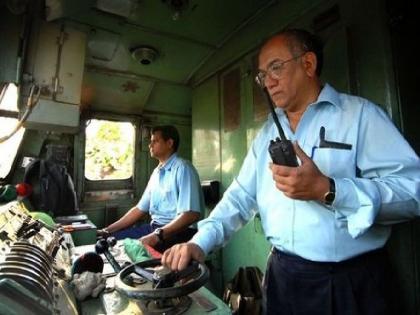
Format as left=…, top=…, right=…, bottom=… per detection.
left=0, top=0, right=419, bottom=314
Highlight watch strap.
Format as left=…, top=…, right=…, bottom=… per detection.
left=154, top=228, right=164, bottom=241
left=324, top=177, right=336, bottom=206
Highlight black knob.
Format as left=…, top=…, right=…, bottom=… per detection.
left=107, top=236, right=117, bottom=247
left=95, top=238, right=108, bottom=255
left=95, top=237, right=121, bottom=272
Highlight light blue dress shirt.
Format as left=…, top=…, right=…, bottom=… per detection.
left=137, top=153, right=204, bottom=225
left=191, top=84, right=420, bottom=262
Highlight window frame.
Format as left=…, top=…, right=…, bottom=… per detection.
left=79, top=113, right=140, bottom=194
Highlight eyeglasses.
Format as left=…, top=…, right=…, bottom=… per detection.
left=255, top=52, right=306, bottom=87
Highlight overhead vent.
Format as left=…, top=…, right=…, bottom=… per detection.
left=130, top=46, right=159, bottom=65
left=88, top=28, right=120, bottom=61
left=95, top=0, right=138, bottom=18
left=161, top=0, right=190, bottom=20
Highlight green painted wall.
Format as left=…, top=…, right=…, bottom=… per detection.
left=0, top=9, right=22, bottom=83
left=192, top=62, right=273, bottom=294
left=192, top=77, right=220, bottom=184
left=191, top=76, right=224, bottom=294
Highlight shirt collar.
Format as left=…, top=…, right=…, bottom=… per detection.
left=314, top=83, right=342, bottom=110
left=271, top=83, right=342, bottom=118
left=159, top=153, right=177, bottom=171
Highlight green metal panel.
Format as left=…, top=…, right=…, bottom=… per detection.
left=144, top=83, right=192, bottom=115
left=339, top=0, right=400, bottom=125
left=0, top=9, right=22, bottom=83
left=218, top=61, right=271, bottom=288
left=192, top=0, right=325, bottom=85
left=0, top=10, right=22, bottom=82
left=219, top=65, right=247, bottom=188
left=83, top=71, right=154, bottom=114
left=57, top=24, right=86, bottom=104
left=24, top=99, right=80, bottom=133
left=69, top=220, right=97, bottom=246
left=192, top=76, right=221, bottom=182
left=387, top=221, right=420, bottom=314
left=320, top=26, right=353, bottom=94
left=192, top=76, right=224, bottom=295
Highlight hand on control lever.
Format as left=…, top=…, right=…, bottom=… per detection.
left=96, top=228, right=110, bottom=238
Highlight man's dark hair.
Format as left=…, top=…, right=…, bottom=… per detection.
left=277, top=29, right=324, bottom=76
left=152, top=125, right=180, bottom=152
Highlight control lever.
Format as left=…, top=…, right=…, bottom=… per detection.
left=95, top=236, right=122, bottom=273
left=46, top=232, right=64, bottom=259
left=15, top=218, right=31, bottom=237
left=21, top=226, right=41, bottom=239
left=20, top=221, right=42, bottom=239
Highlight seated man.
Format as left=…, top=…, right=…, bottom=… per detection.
left=98, top=125, right=204, bottom=252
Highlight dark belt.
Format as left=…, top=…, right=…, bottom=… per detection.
left=150, top=222, right=163, bottom=230
left=271, top=247, right=386, bottom=272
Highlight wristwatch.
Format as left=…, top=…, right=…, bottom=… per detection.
left=324, top=177, right=336, bottom=206
left=154, top=228, right=164, bottom=241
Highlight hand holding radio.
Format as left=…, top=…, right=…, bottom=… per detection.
left=270, top=142, right=329, bottom=201
left=261, top=87, right=329, bottom=200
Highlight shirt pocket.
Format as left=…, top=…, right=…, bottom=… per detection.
left=160, top=188, right=176, bottom=209
left=312, top=148, right=355, bottom=178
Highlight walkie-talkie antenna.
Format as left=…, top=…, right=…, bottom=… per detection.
left=260, top=87, right=298, bottom=167
left=262, top=87, right=287, bottom=140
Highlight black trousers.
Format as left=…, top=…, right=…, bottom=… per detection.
left=263, top=248, right=394, bottom=315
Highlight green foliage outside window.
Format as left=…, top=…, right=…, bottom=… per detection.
left=85, top=119, right=135, bottom=180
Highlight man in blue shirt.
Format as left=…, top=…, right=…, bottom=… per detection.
left=162, top=29, right=420, bottom=314
left=99, top=125, right=204, bottom=252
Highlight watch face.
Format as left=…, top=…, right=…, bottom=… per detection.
left=154, top=228, right=164, bottom=240
left=324, top=177, right=336, bottom=206
left=325, top=192, right=335, bottom=205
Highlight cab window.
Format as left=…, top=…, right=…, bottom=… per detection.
left=0, top=83, right=24, bottom=179
left=84, top=119, right=135, bottom=181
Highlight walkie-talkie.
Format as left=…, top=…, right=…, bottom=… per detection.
left=262, top=87, right=298, bottom=166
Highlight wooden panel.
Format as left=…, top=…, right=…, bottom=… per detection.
left=222, top=68, right=241, bottom=132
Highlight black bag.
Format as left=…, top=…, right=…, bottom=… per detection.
left=223, top=266, right=264, bottom=315
left=23, top=159, right=79, bottom=217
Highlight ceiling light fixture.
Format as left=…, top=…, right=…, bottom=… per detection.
left=130, top=46, right=159, bottom=65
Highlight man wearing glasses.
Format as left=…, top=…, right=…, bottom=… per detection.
left=163, top=29, right=420, bottom=314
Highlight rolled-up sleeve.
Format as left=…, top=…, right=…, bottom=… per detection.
left=175, top=162, right=203, bottom=214
left=137, top=177, right=152, bottom=213
left=333, top=102, right=420, bottom=237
